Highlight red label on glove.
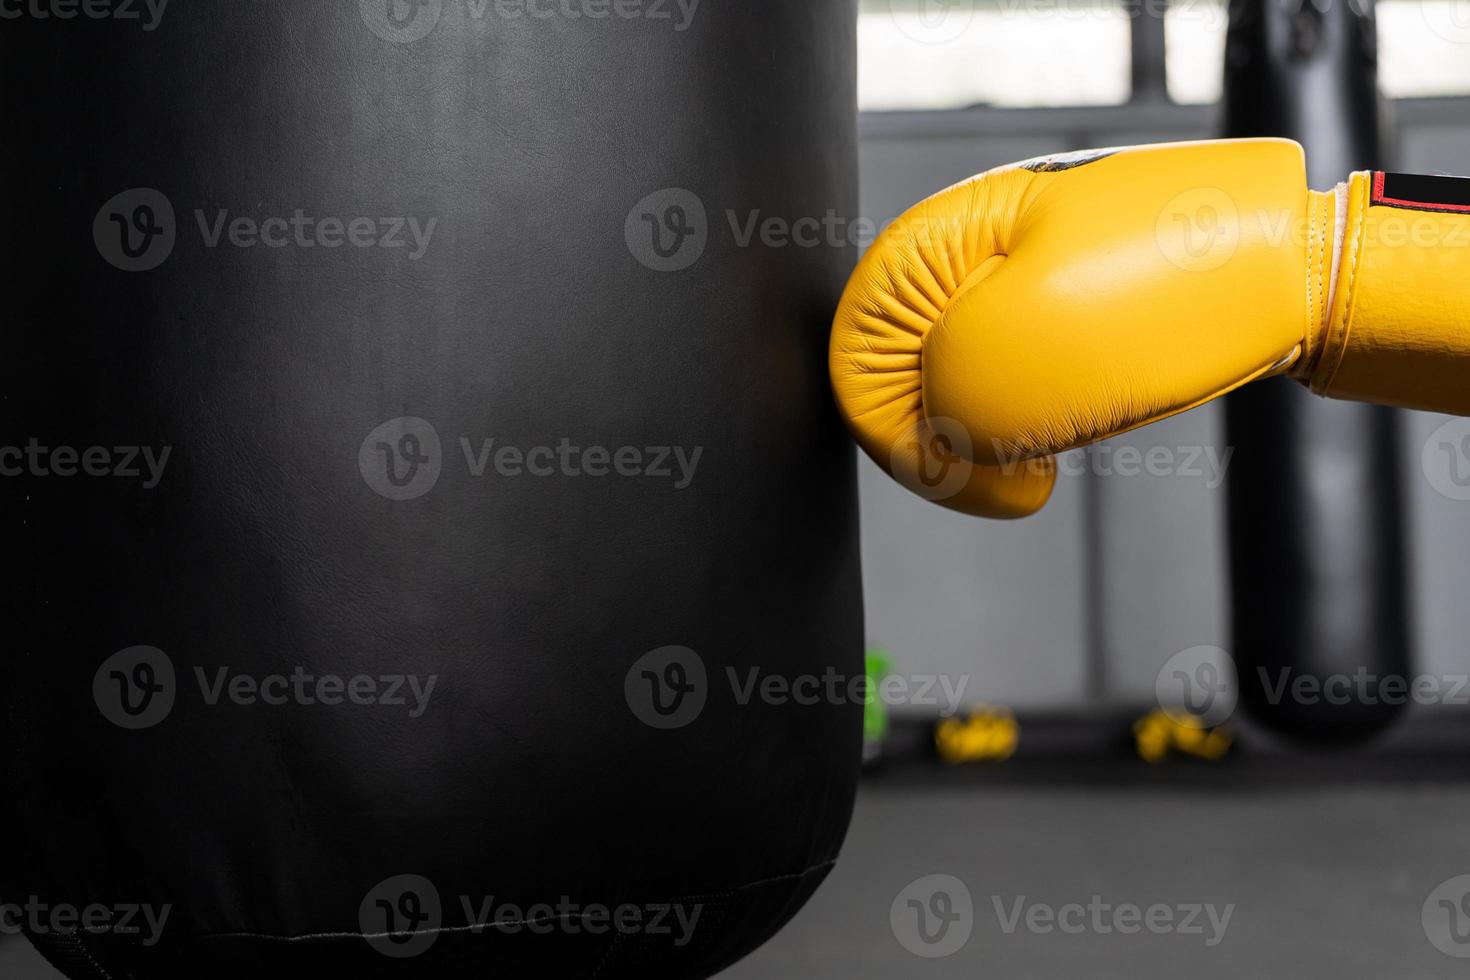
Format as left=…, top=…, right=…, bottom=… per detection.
left=1373, top=172, right=1470, bottom=214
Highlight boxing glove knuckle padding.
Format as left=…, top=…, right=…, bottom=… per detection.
left=832, top=138, right=1470, bottom=518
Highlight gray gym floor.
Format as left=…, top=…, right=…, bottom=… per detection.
left=724, top=784, right=1470, bottom=979
left=3, top=785, right=1467, bottom=978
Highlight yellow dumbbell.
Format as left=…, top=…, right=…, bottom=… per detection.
left=935, top=707, right=1019, bottom=765
left=1133, top=709, right=1232, bottom=764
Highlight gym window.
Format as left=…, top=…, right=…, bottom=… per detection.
left=1166, top=0, right=1470, bottom=103
left=861, top=0, right=1470, bottom=111
left=859, top=0, right=1133, bottom=110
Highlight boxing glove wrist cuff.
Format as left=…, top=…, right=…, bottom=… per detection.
left=1294, top=175, right=1366, bottom=395
left=1301, top=169, right=1470, bottom=415
left=1289, top=186, right=1342, bottom=383
left=1326, top=179, right=1349, bottom=350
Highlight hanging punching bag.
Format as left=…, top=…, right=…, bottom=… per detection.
left=1222, top=0, right=1411, bottom=741
left=0, top=3, right=864, bottom=978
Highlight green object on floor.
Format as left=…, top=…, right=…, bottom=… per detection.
left=864, top=649, right=892, bottom=750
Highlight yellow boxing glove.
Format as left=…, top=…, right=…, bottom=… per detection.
left=830, top=138, right=1470, bottom=518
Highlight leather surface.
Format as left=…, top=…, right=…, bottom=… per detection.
left=827, top=165, right=1058, bottom=519
left=831, top=138, right=1314, bottom=517
left=834, top=129, right=1470, bottom=524
left=0, top=2, right=863, bottom=977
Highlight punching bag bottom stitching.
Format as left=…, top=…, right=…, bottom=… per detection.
left=175, top=860, right=839, bottom=946
left=23, top=930, right=117, bottom=980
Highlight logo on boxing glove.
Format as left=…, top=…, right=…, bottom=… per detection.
left=624, top=645, right=707, bottom=730
left=93, top=646, right=177, bottom=730
left=890, top=874, right=974, bottom=958
left=361, top=874, right=444, bottom=958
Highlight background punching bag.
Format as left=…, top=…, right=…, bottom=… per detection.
left=1223, top=0, right=1410, bottom=741
left=0, top=3, right=863, bottom=978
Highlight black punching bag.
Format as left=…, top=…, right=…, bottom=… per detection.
left=0, top=3, right=864, bottom=978
left=1223, top=0, right=1410, bottom=741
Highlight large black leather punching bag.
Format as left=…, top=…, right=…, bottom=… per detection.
left=1223, top=0, right=1410, bottom=741
left=0, top=3, right=863, bottom=978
